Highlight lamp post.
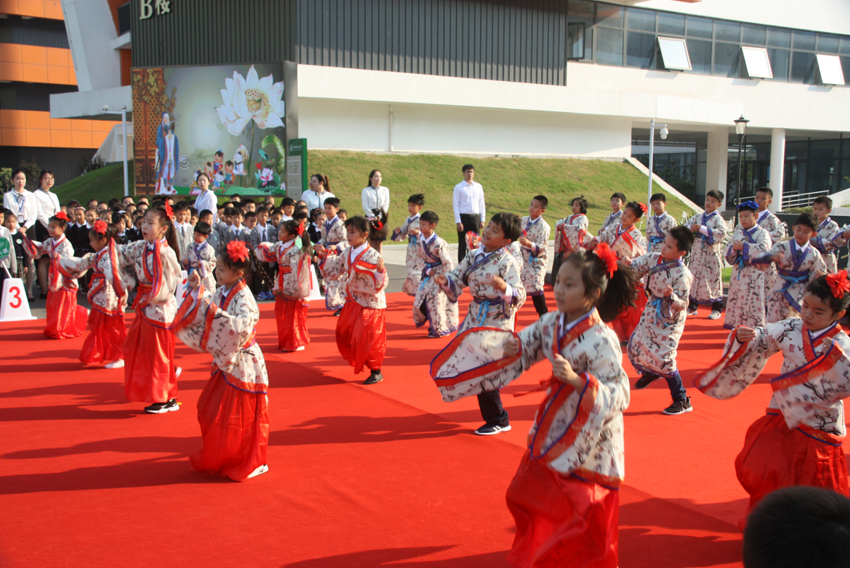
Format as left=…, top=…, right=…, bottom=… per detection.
left=101, top=105, right=130, bottom=198
left=647, top=119, right=669, bottom=205
left=733, top=115, right=749, bottom=208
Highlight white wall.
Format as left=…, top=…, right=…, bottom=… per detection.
left=61, top=0, right=122, bottom=91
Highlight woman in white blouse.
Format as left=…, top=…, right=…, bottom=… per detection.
left=34, top=170, right=60, bottom=298
left=361, top=170, right=390, bottom=253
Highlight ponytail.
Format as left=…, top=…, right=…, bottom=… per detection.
left=311, top=173, right=330, bottom=193
left=282, top=219, right=313, bottom=258
left=562, top=250, right=640, bottom=322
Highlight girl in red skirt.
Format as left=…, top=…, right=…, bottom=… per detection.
left=255, top=219, right=312, bottom=352
left=315, top=215, right=388, bottom=385
left=172, top=240, right=270, bottom=481
left=695, top=273, right=850, bottom=530
left=430, top=244, right=639, bottom=568
left=121, top=205, right=182, bottom=414
left=60, top=220, right=128, bottom=367
left=21, top=211, right=85, bottom=339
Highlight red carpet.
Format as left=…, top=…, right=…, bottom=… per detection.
left=0, top=293, right=830, bottom=567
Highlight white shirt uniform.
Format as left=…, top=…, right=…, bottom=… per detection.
left=34, top=189, right=61, bottom=230
left=361, top=186, right=390, bottom=217
left=3, top=189, right=39, bottom=230
left=452, top=180, right=486, bottom=224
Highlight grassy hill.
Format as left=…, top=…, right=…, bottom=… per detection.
left=54, top=152, right=697, bottom=244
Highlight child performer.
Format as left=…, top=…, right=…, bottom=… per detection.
left=757, top=213, right=827, bottom=324
left=686, top=190, right=728, bottom=320
left=430, top=245, right=638, bottom=567
left=255, top=220, right=312, bottom=352
left=598, top=192, right=625, bottom=236
left=182, top=221, right=217, bottom=293
left=391, top=193, right=424, bottom=296
left=20, top=211, right=84, bottom=339
left=552, top=196, right=588, bottom=281
left=724, top=201, right=773, bottom=330
left=646, top=193, right=678, bottom=254
left=755, top=187, right=787, bottom=309
left=60, top=221, right=128, bottom=367
left=519, top=195, right=551, bottom=317
left=412, top=211, right=458, bottom=337
left=172, top=240, right=270, bottom=481
left=694, top=273, right=850, bottom=529
left=434, top=213, right=526, bottom=436
left=587, top=201, right=648, bottom=343
left=315, top=216, right=388, bottom=385
left=122, top=205, right=183, bottom=414
left=318, top=197, right=348, bottom=316
left=629, top=225, right=695, bottom=415
left=811, top=195, right=846, bottom=274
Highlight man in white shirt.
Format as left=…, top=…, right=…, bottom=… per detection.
left=452, top=164, right=486, bottom=262
left=193, top=173, right=218, bottom=225
left=301, top=174, right=335, bottom=213
left=3, top=168, right=39, bottom=298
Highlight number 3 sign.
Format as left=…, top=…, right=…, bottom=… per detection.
left=0, top=277, right=36, bottom=322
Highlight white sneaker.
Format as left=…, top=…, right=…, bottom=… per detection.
left=708, top=310, right=722, bottom=320
left=247, top=464, right=269, bottom=479
left=295, top=346, right=305, bottom=352
left=175, top=367, right=182, bottom=378
left=105, top=359, right=125, bottom=369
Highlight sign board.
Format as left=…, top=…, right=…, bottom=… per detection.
left=0, top=277, right=36, bottom=322
left=287, top=138, right=308, bottom=200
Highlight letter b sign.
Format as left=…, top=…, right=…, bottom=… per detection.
left=140, top=0, right=153, bottom=19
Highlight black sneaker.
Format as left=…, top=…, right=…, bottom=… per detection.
left=364, top=371, right=383, bottom=385
left=164, top=398, right=179, bottom=412
left=474, top=423, right=512, bottom=436
left=662, top=397, right=693, bottom=416
left=333, top=309, right=341, bottom=317
left=144, top=402, right=169, bottom=414
left=634, top=373, right=660, bottom=390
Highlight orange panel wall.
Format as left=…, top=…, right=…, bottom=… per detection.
left=0, top=110, right=118, bottom=149
left=0, top=44, right=75, bottom=85
left=0, top=0, right=63, bottom=19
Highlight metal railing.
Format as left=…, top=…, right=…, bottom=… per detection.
left=782, top=190, right=829, bottom=209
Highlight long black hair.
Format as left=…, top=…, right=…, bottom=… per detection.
left=807, top=275, right=850, bottom=315
left=281, top=219, right=314, bottom=258
left=562, top=249, right=640, bottom=322
left=146, top=206, right=181, bottom=262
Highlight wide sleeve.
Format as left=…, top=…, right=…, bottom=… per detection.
left=254, top=241, right=277, bottom=263
left=58, top=253, right=95, bottom=279
left=814, top=222, right=843, bottom=254
left=628, top=253, right=656, bottom=278
left=147, top=247, right=180, bottom=305
left=530, top=221, right=550, bottom=257
left=319, top=250, right=346, bottom=281
left=348, top=251, right=388, bottom=295
left=501, top=254, right=526, bottom=309
left=281, top=251, right=301, bottom=297
left=705, top=216, right=727, bottom=246
left=811, top=251, right=828, bottom=280
left=437, top=240, right=455, bottom=272
left=19, top=232, right=44, bottom=258
left=442, top=250, right=473, bottom=303
left=670, top=268, right=692, bottom=312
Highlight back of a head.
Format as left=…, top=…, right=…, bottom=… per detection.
left=743, top=486, right=850, bottom=568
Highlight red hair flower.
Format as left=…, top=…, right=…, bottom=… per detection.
left=55, top=211, right=70, bottom=221
left=593, top=242, right=619, bottom=279
left=296, top=223, right=305, bottom=237
left=226, top=241, right=250, bottom=263
left=93, top=220, right=108, bottom=235
left=638, top=202, right=648, bottom=215
left=164, top=202, right=175, bottom=221
left=826, top=270, right=850, bottom=298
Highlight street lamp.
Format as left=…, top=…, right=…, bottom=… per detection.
left=101, top=104, right=130, bottom=198
left=733, top=115, right=749, bottom=209
left=647, top=119, right=669, bottom=205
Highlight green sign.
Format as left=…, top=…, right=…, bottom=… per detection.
left=0, top=238, right=9, bottom=261
left=286, top=138, right=308, bottom=200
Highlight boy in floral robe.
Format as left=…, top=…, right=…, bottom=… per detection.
left=755, top=187, right=787, bottom=307
left=519, top=195, right=551, bottom=316
left=812, top=195, right=847, bottom=274
left=391, top=193, right=424, bottom=296
left=412, top=211, right=458, bottom=337
left=724, top=202, right=773, bottom=330
left=686, top=190, right=728, bottom=320
left=646, top=193, right=678, bottom=254
left=318, top=197, right=348, bottom=315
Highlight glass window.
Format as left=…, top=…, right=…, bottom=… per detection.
left=686, top=16, right=712, bottom=39
left=596, top=27, right=624, bottom=66
left=687, top=38, right=712, bottom=74
left=793, top=30, right=816, bottom=51
left=767, top=27, right=791, bottom=48
left=714, top=42, right=740, bottom=77
left=840, top=37, right=850, bottom=56
left=742, top=46, right=772, bottom=79
left=791, top=51, right=816, bottom=83
left=742, top=24, right=766, bottom=46
left=817, top=34, right=840, bottom=54
left=810, top=139, right=840, bottom=161
left=816, top=54, right=845, bottom=85
left=715, top=20, right=741, bottom=43
left=786, top=141, right=808, bottom=161
left=768, top=49, right=790, bottom=81
left=626, top=8, right=655, bottom=32
left=568, top=23, right=587, bottom=60
left=626, top=31, right=656, bottom=69
left=658, top=37, right=691, bottom=71
left=657, top=12, right=685, bottom=36
left=567, top=0, right=595, bottom=21
left=841, top=160, right=850, bottom=190
left=596, top=3, right=623, bottom=28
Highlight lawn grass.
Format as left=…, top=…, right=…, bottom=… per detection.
left=54, top=152, right=698, bottom=244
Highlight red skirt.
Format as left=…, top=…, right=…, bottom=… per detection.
left=80, top=309, right=126, bottom=364
left=506, top=452, right=619, bottom=568
left=735, top=413, right=849, bottom=530
left=274, top=296, right=310, bottom=351
left=124, top=315, right=177, bottom=403
left=43, top=289, right=86, bottom=339
left=190, top=370, right=270, bottom=482
left=336, top=301, right=386, bottom=373
left=611, top=283, right=647, bottom=343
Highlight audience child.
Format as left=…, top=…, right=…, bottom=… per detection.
left=411, top=211, right=458, bottom=337
left=243, top=211, right=258, bottom=232
left=281, top=197, right=295, bottom=222
left=5, top=212, right=28, bottom=293
left=198, top=210, right=220, bottom=253
left=391, top=193, right=424, bottom=296
left=221, top=207, right=251, bottom=249
left=338, top=208, right=348, bottom=222
left=182, top=221, right=217, bottom=293
left=724, top=201, right=773, bottom=330
left=518, top=195, right=551, bottom=317
left=686, top=190, right=728, bottom=320
left=0, top=209, right=17, bottom=291
left=646, top=193, right=678, bottom=254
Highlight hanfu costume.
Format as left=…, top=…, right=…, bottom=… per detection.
left=756, top=239, right=827, bottom=323
left=173, top=278, right=270, bottom=481
left=723, top=224, right=772, bottom=329
left=431, top=308, right=627, bottom=567
left=597, top=223, right=647, bottom=342
left=317, top=215, right=349, bottom=311
left=598, top=210, right=623, bottom=236
left=813, top=216, right=847, bottom=274
left=645, top=212, right=678, bottom=254
left=120, top=238, right=181, bottom=403
left=685, top=211, right=728, bottom=307
left=553, top=213, right=588, bottom=279
left=322, top=243, right=388, bottom=374
left=695, top=318, right=850, bottom=528
left=255, top=239, right=311, bottom=352
left=183, top=239, right=217, bottom=293
left=519, top=215, right=551, bottom=298
left=22, top=232, right=85, bottom=339
left=392, top=213, right=422, bottom=296
left=412, top=232, right=459, bottom=337
left=757, top=209, right=786, bottom=302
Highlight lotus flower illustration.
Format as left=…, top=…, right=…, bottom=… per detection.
left=216, top=65, right=285, bottom=136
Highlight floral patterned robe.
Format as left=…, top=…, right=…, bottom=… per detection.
left=598, top=210, right=623, bottom=236
left=120, top=239, right=181, bottom=325
left=757, top=210, right=786, bottom=308
left=645, top=212, right=678, bottom=254
left=60, top=241, right=128, bottom=315
left=598, top=223, right=647, bottom=263
left=412, top=233, right=459, bottom=337
left=554, top=214, right=588, bottom=256
left=686, top=211, right=728, bottom=305
left=431, top=308, right=628, bottom=486
left=392, top=214, right=423, bottom=296
left=627, top=253, right=692, bottom=378
left=23, top=233, right=77, bottom=291
left=755, top=239, right=827, bottom=324
left=442, top=246, right=526, bottom=332
left=321, top=244, right=388, bottom=309
left=255, top=240, right=310, bottom=298
left=318, top=216, right=349, bottom=310
left=724, top=225, right=772, bottom=330
left=183, top=240, right=217, bottom=293
left=814, top=217, right=846, bottom=274
left=519, top=215, right=550, bottom=296
left=696, top=318, right=850, bottom=446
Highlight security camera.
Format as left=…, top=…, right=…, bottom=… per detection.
left=102, top=105, right=109, bottom=112
left=660, top=126, right=669, bottom=140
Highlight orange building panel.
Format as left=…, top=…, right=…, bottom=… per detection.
left=47, top=65, right=70, bottom=84
left=43, top=0, right=62, bottom=19
left=26, top=129, right=50, bottom=147
left=0, top=61, right=22, bottom=81
left=0, top=0, right=63, bottom=20
left=2, top=128, right=27, bottom=146
left=25, top=111, right=50, bottom=130
left=49, top=117, right=72, bottom=131
left=0, top=43, right=21, bottom=63
left=21, top=63, right=48, bottom=83
left=50, top=129, right=73, bottom=148
left=71, top=130, right=92, bottom=148
left=92, top=130, right=110, bottom=147
left=0, top=109, right=27, bottom=129
left=20, top=45, right=47, bottom=65
left=46, top=47, right=67, bottom=67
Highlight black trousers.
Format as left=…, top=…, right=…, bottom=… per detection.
left=531, top=294, right=548, bottom=316
left=478, top=390, right=509, bottom=427
left=688, top=299, right=723, bottom=312
left=457, top=213, right=480, bottom=263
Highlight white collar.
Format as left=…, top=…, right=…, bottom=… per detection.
left=422, top=232, right=437, bottom=245
left=810, top=321, right=838, bottom=341
left=408, top=213, right=421, bottom=222
left=350, top=242, right=368, bottom=259
left=758, top=209, right=771, bottom=222
left=792, top=239, right=810, bottom=254
left=279, top=239, right=295, bottom=251
left=527, top=216, right=541, bottom=225
left=559, top=308, right=596, bottom=335
left=232, top=225, right=241, bottom=233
